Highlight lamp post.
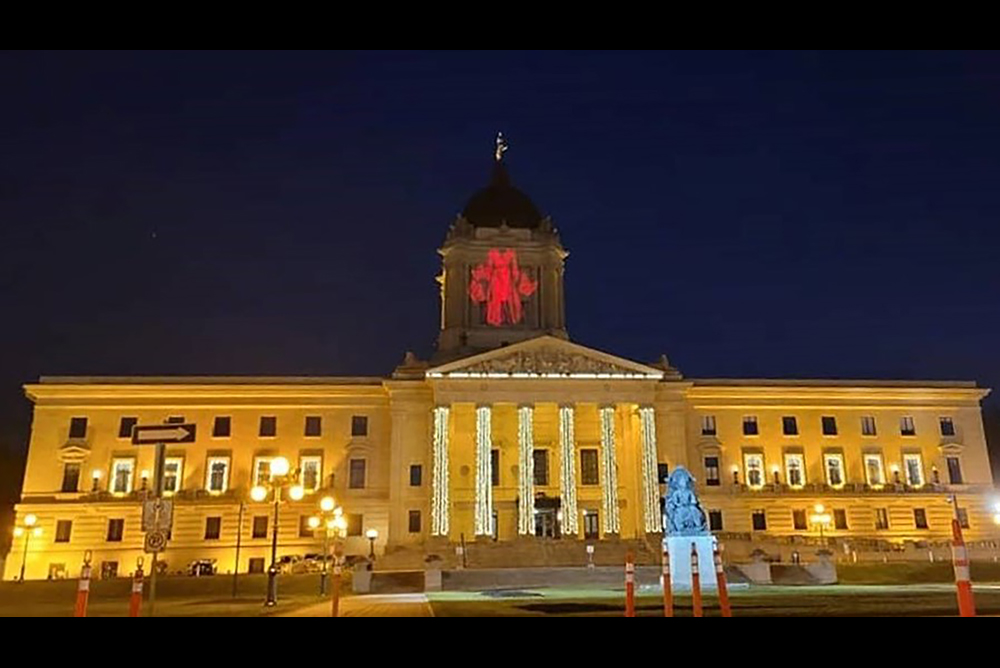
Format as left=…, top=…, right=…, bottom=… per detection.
left=251, top=456, right=304, bottom=608
left=810, top=503, right=832, bottom=545
left=14, top=514, right=42, bottom=582
left=366, top=528, right=379, bottom=562
left=309, top=495, right=344, bottom=596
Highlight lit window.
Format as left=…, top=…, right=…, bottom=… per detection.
left=903, top=453, right=924, bottom=487
left=784, top=453, right=806, bottom=488
left=824, top=453, right=845, bottom=488
left=900, top=416, right=916, bottom=436
left=743, top=453, right=765, bottom=489
left=110, top=458, right=135, bottom=494
left=206, top=456, right=230, bottom=493
left=939, top=417, right=956, bottom=437
left=300, top=455, right=322, bottom=492
left=864, top=453, right=885, bottom=488
left=163, top=457, right=184, bottom=495
left=861, top=416, right=877, bottom=436
left=701, top=415, right=717, bottom=436
left=742, top=416, right=758, bottom=436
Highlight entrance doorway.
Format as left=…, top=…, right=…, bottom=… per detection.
left=534, top=508, right=560, bottom=538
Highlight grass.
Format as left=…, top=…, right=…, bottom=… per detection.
left=0, top=573, right=346, bottom=617
left=426, top=583, right=1000, bottom=617
left=837, top=561, right=1000, bottom=584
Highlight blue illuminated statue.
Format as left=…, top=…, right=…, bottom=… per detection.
left=664, top=467, right=708, bottom=536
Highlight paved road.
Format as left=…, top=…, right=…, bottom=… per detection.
left=282, top=593, right=434, bottom=617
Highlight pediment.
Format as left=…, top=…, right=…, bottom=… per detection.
left=426, top=336, right=664, bottom=379
left=58, top=442, right=91, bottom=463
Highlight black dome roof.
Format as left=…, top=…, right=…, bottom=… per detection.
left=462, top=163, right=543, bottom=229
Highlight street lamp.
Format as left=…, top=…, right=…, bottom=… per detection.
left=250, top=456, right=305, bottom=607
left=13, top=514, right=42, bottom=582
left=310, top=495, right=344, bottom=596
left=366, top=528, right=379, bottom=562
left=810, top=503, right=832, bottom=545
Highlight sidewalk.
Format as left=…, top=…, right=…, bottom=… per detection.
left=282, top=593, right=434, bottom=617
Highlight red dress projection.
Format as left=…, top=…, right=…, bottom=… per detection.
left=469, top=248, right=538, bottom=326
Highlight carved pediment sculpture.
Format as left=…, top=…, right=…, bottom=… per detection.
left=460, top=346, right=642, bottom=376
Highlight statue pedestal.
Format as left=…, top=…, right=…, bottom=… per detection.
left=664, top=535, right=717, bottom=591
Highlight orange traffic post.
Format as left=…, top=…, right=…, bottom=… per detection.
left=331, top=557, right=342, bottom=617
left=74, top=550, right=93, bottom=618
left=713, top=543, right=732, bottom=618
left=624, top=550, right=636, bottom=617
left=690, top=544, right=703, bottom=618
left=662, top=546, right=673, bottom=618
left=951, top=518, right=976, bottom=617
left=129, top=558, right=145, bottom=618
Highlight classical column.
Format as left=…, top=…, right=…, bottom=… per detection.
left=430, top=405, right=450, bottom=537
left=559, top=404, right=579, bottom=536
left=517, top=404, right=535, bottom=535
left=599, top=405, right=621, bottom=535
left=638, top=405, right=661, bottom=534
left=474, top=404, right=494, bottom=537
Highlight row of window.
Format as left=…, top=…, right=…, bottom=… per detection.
left=486, top=448, right=601, bottom=487
left=706, top=506, right=968, bottom=533
left=67, top=415, right=371, bottom=441
left=47, top=512, right=383, bottom=544
left=702, top=415, right=956, bottom=438
left=61, top=455, right=399, bottom=495
left=701, top=452, right=963, bottom=489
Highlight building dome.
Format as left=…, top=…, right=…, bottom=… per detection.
left=462, top=163, right=544, bottom=229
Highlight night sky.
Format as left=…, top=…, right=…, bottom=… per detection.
left=2, top=50, right=1000, bottom=474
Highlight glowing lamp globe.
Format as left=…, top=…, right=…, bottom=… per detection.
left=320, top=496, right=336, bottom=513
left=308, top=516, right=321, bottom=530
left=366, top=528, right=379, bottom=540
left=326, top=519, right=337, bottom=530
left=250, top=486, right=268, bottom=502
left=814, top=503, right=825, bottom=514
left=24, top=514, right=37, bottom=527
left=13, top=527, right=23, bottom=537
left=289, top=485, right=305, bottom=501
left=334, top=517, right=347, bottom=532
left=270, top=457, right=290, bottom=477
left=33, top=527, right=42, bottom=537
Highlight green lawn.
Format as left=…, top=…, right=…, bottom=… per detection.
left=0, top=573, right=345, bottom=617
left=426, top=584, right=1000, bottom=617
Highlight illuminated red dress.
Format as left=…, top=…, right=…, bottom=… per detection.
left=469, top=248, right=537, bottom=326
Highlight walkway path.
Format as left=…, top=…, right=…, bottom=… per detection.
left=282, top=593, right=434, bottom=617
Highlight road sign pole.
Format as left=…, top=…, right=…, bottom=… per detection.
left=147, top=442, right=166, bottom=617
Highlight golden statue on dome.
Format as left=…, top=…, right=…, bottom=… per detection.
left=495, top=132, right=508, bottom=162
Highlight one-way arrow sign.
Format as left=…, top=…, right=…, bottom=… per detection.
left=132, top=424, right=197, bottom=445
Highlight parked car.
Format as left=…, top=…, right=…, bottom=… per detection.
left=276, top=554, right=307, bottom=574
left=187, top=559, right=217, bottom=576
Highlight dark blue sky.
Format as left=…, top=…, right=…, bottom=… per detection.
left=2, top=50, right=999, bottom=461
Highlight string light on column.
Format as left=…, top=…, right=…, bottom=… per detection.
left=431, top=406, right=450, bottom=537
left=639, top=406, right=661, bottom=533
left=599, top=405, right=620, bottom=535
left=518, top=405, right=535, bottom=535
left=559, top=404, right=579, bottom=536
left=474, top=405, right=494, bottom=536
